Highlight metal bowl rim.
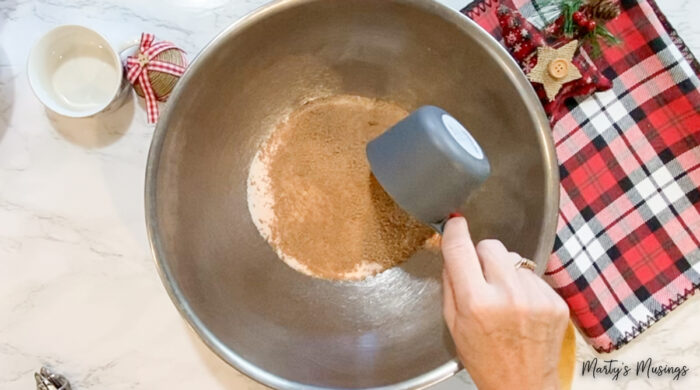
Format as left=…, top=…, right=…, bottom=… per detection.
left=144, top=0, right=559, bottom=388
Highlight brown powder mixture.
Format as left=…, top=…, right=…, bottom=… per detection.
left=252, top=95, right=434, bottom=280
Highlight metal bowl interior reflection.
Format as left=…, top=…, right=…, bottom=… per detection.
left=145, top=0, right=559, bottom=388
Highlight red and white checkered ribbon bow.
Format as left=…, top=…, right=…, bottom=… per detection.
left=126, top=33, right=186, bottom=124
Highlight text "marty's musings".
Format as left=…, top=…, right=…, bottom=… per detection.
left=581, top=358, right=689, bottom=381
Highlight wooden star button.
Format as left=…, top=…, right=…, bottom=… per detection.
left=527, top=40, right=582, bottom=101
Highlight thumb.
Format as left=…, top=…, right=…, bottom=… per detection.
left=441, top=216, right=486, bottom=296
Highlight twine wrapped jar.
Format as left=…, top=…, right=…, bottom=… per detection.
left=133, top=48, right=186, bottom=101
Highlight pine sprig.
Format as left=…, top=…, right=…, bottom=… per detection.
left=561, top=0, right=584, bottom=37
left=595, top=24, right=621, bottom=45
left=589, top=38, right=603, bottom=58
left=587, top=23, right=621, bottom=58
left=535, top=0, right=622, bottom=58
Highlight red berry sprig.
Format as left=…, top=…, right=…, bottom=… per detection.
left=587, top=20, right=597, bottom=32
left=539, top=0, right=620, bottom=57
left=572, top=10, right=597, bottom=33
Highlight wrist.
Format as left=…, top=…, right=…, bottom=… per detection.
left=541, top=372, right=561, bottom=390
left=473, top=375, right=559, bottom=390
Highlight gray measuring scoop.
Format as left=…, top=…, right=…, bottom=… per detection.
left=366, top=105, right=491, bottom=233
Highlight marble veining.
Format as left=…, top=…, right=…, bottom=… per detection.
left=0, top=0, right=698, bottom=389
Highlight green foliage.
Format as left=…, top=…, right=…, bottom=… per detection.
left=561, top=0, right=584, bottom=37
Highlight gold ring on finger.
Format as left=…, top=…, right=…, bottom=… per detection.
left=515, top=257, right=537, bottom=272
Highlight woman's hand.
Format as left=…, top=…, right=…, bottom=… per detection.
left=441, top=216, right=570, bottom=390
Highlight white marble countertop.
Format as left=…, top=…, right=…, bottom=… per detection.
left=1, top=0, right=698, bottom=389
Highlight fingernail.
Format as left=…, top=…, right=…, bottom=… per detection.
left=448, top=212, right=463, bottom=219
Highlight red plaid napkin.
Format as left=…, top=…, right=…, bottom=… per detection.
left=463, top=0, right=700, bottom=352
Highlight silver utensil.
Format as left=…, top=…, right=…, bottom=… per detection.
left=35, top=367, right=71, bottom=390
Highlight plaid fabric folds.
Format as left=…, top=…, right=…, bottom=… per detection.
left=463, top=0, right=700, bottom=352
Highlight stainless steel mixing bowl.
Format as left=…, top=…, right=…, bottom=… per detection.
left=145, top=0, right=559, bottom=388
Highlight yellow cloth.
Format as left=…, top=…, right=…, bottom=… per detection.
left=558, top=322, right=576, bottom=390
